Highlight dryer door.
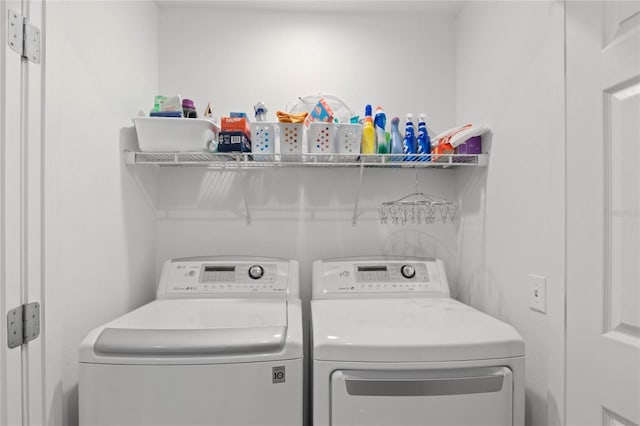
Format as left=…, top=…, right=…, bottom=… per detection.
left=331, top=367, right=513, bottom=426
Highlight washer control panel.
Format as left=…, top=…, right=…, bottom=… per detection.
left=314, top=258, right=450, bottom=298
left=164, top=260, right=287, bottom=295
left=355, top=263, right=428, bottom=284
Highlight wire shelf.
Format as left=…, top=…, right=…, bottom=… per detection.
left=124, top=151, right=489, bottom=169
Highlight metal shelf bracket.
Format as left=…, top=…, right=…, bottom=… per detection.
left=239, top=160, right=251, bottom=225
left=352, top=162, right=365, bottom=226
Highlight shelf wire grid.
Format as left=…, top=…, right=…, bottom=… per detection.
left=126, top=152, right=488, bottom=169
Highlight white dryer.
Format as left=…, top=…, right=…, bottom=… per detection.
left=79, top=256, right=303, bottom=426
left=311, top=257, right=525, bottom=426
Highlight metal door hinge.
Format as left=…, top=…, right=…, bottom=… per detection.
left=7, top=9, right=41, bottom=64
left=7, top=302, right=40, bottom=349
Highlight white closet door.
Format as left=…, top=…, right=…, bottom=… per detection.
left=566, top=1, right=640, bottom=425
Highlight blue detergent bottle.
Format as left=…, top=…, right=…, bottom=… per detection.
left=402, top=113, right=417, bottom=161
left=390, top=117, right=403, bottom=161
left=417, top=113, right=431, bottom=162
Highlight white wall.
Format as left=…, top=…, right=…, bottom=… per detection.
left=454, top=2, right=565, bottom=426
left=158, top=4, right=457, bottom=136
left=44, top=2, right=159, bottom=424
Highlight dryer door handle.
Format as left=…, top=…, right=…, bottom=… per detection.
left=340, top=367, right=509, bottom=397
left=94, top=325, right=287, bottom=356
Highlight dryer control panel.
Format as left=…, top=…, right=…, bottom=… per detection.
left=156, top=257, right=299, bottom=299
left=312, top=257, right=450, bottom=299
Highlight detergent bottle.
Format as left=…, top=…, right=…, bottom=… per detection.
left=390, top=117, right=403, bottom=161
left=416, top=113, right=431, bottom=162
left=361, top=104, right=376, bottom=154
left=374, top=106, right=388, bottom=154
left=402, top=113, right=417, bottom=161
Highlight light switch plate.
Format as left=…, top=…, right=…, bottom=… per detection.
left=529, top=274, right=547, bottom=313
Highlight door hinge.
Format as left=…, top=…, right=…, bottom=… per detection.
left=7, top=9, right=41, bottom=64
left=7, top=302, right=40, bottom=349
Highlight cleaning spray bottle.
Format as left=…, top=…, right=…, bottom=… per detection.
left=374, top=106, right=388, bottom=154
left=402, top=113, right=417, bottom=161
left=390, top=117, right=403, bottom=161
left=254, top=101, right=267, bottom=122
left=361, top=104, right=376, bottom=154
left=416, top=113, right=431, bottom=162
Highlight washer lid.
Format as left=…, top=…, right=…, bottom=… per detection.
left=311, top=298, right=524, bottom=362
left=80, top=299, right=301, bottom=364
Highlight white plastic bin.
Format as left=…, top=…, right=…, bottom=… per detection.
left=133, top=117, right=219, bottom=152
left=308, top=122, right=336, bottom=156
left=335, top=123, right=362, bottom=161
left=251, top=122, right=277, bottom=159
left=279, top=123, right=304, bottom=161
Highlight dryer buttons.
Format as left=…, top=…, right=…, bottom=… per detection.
left=401, top=265, right=416, bottom=279
left=248, top=265, right=264, bottom=280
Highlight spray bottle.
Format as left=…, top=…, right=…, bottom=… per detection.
left=390, top=117, right=403, bottom=161
left=254, top=101, right=267, bottom=122
left=416, top=113, right=431, bottom=162
left=361, top=104, right=376, bottom=154
left=402, top=113, right=417, bottom=161
left=374, top=106, right=388, bottom=154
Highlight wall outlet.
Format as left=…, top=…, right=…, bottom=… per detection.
left=529, top=274, right=547, bottom=314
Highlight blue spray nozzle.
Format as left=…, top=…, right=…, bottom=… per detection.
left=374, top=106, right=386, bottom=129
left=365, top=104, right=372, bottom=117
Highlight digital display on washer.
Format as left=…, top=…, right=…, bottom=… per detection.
left=357, top=266, right=388, bottom=272
left=204, top=266, right=235, bottom=272
left=201, top=265, right=236, bottom=282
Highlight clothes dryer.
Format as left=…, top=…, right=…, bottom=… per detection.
left=80, top=256, right=303, bottom=426
left=311, top=257, right=524, bottom=426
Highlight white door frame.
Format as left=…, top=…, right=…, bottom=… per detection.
left=0, top=0, right=45, bottom=424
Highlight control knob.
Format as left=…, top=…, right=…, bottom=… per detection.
left=248, top=265, right=264, bottom=280
left=401, top=264, right=416, bottom=279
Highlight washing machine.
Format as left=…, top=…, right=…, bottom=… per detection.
left=79, top=256, right=303, bottom=426
left=311, top=256, right=525, bottom=426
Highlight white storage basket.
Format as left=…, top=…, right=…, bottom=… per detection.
left=278, top=123, right=304, bottom=161
left=308, top=122, right=336, bottom=157
left=133, top=117, right=219, bottom=152
left=251, top=122, right=277, bottom=159
left=335, top=123, right=362, bottom=161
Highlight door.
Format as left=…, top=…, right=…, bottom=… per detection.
left=330, top=368, right=514, bottom=426
left=0, top=0, right=44, bottom=425
left=566, top=1, right=640, bottom=425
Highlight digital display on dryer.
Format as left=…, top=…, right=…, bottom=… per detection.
left=204, top=266, right=235, bottom=272
left=356, top=265, right=391, bottom=282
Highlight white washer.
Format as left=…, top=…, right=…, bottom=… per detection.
left=311, top=257, right=525, bottom=426
left=79, top=256, right=303, bottom=426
